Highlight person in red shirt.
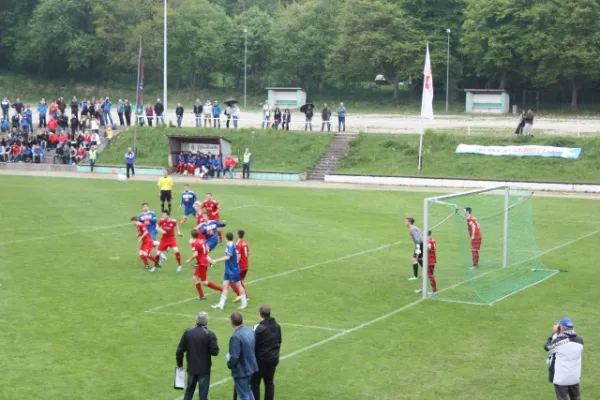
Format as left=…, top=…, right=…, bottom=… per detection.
left=185, top=229, right=223, bottom=300
left=75, top=146, right=87, bottom=164
left=232, top=230, right=250, bottom=302
left=11, top=144, right=21, bottom=162
left=464, top=207, right=483, bottom=269
left=192, top=202, right=206, bottom=240
left=47, top=117, right=58, bottom=133
left=153, top=210, right=184, bottom=273
left=130, top=217, right=160, bottom=269
left=201, top=192, right=222, bottom=243
left=58, top=131, right=68, bottom=145
left=224, top=156, right=236, bottom=179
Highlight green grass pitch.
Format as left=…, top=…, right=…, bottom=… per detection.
left=0, top=175, right=599, bottom=399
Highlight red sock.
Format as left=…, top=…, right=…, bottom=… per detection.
left=217, top=230, right=223, bottom=243
left=472, top=250, right=479, bottom=267
left=140, top=255, right=149, bottom=267
left=207, top=281, right=223, bottom=292
left=175, top=252, right=182, bottom=265
left=195, top=283, right=204, bottom=297
left=231, top=284, right=240, bottom=296
left=147, top=254, right=158, bottom=263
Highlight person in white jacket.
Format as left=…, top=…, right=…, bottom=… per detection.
left=544, top=317, right=583, bottom=400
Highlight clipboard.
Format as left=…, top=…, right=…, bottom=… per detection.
left=174, top=367, right=185, bottom=390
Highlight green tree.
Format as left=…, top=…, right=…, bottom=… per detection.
left=327, top=0, right=422, bottom=99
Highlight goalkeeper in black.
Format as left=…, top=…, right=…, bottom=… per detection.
left=404, top=217, right=423, bottom=281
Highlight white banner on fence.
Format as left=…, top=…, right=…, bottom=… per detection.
left=181, top=143, right=220, bottom=154
left=456, top=144, right=582, bottom=160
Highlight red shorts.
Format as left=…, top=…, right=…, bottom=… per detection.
left=158, top=237, right=178, bottom=252
left=194, top=264, right=208, bottom=280
left=139, top=242, right=153, bottom=253
left=471, top=237, right=482, bottom=250
left=240, top=268, right=248, bottom=280
left=210, top=214, right=220, bottom=222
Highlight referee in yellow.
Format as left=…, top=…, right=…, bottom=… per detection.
left=157, top=169, right=175, bottom=212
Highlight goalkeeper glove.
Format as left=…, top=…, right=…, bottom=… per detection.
left=415, top=245, right=422, bottom=255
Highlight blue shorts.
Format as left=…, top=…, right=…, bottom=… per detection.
left=149, top=230, right=157, bottom=241
left=183, top=208, right=195, bottom=217
left=207, top=240, right=218, bottom=251
left=224, top=270, right=240, bottom=283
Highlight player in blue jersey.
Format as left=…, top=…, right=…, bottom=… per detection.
left=211, top=232, right=247, bottom=310
left=139, top=202, right=167, bottom=261
left=198, top=212, right=227, bottom=251
left=179, top=184, right=198, bottom=225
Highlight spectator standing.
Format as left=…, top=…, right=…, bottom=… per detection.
left=23, top=106, right=33, bottom=134
left=117, top=99, right=125, bottom=126
left=214, top=155, right=223, bottom=178
left=203, top=100, right=212, bottom=128
left=233, top=105, right=240, bottom=128
left=124, top=99, right=132, bottom=127
left=12, top=97, right=24, bottom=115
left=70, top=96, right=79, bottom=117
left=225, top=104, right=233, bottom=129
left=213, top=101, right=221, bottom=128
left=242, top=148, right=252, bottom=180
left=70, top=115, right=79, bottom=139
left=1, top=97, right=9, bottom=121
left=38, top=99, right=48, bottom=128
left=48, top=117, right=58, bottom=134
left=57, top=97, right=66, bottom=114
left=33, top=145, right=44, bottom=163
left=337, top=102, right=346, bottom=132
left=262, top=100, right=270, bottom=129
left=11, top=113, right=20, bottom=131
left=80, top=98, right=88, bottom=118
left=102, top=97, right=113, bottom=126
left=154, top=98, right=164, bottom=125
left=194, top=99, right=203, bottom=128
left=176, top=103, right=184, bottom=128
left=273, top=108, right=282, bottom=130
left=136, top=104, right=144, bottom=126
left=282, top=109, right=291, bottom=131
left=176, top=312, right=220, bottom=400
left=58, top=113, right=69, bottom=134
left=88, top=145, right=98, bottom=173
left=251, top=304, right=282, bottom=400
left=1, top=118, right=9, bottom=132
left=544, top=317, right=583, bottom=400
left=523, top=109, right=534, bottom=136
left=227, top=312, right=258, bottom=400
left=145, top=104, right=154, bottom=127
left=125, top=147, right=135, bottom=179
left=321, top=103, right=332, bottom=132
left=304, top=105, right=313, bottom=131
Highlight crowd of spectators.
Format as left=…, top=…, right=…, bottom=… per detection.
left=174, top=152, right=237, bottom=179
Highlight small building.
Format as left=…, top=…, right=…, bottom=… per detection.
left=167, top=135, right=232, bottom=169
left=464, top=89, right=510, bottom=114
left=265, top=87, right=307, bottom=109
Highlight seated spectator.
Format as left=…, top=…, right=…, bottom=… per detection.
left=91, top=117, right=99, bottom=134
left=47, top=117, right=58, bottom=133
left=48, top=131, right=59, bottom=149
left=76, top=146, right=87, bottom=164
left=91, top=131, right=100, bottom=146
left=33, top=145, right=44, bottom=163
left=11, top=143, right=21, bottom=162
left=69, top=146, right=77, bottom=164
left=11, top=114, right=20, bottom=130
left=57, top=144, right=70, bottom=164
left=0, top=144, right=6, bottom=162
left=58, top=113, right=69, bottom=132
left=186, top=153, right=198, bottom=175
left=21, top=113, right=30, bottom=134
left=175, top=152, right=187, bottom=174
left=224, top=155, right=236, bottom=178
left=83, top=131, right=91, bottom=148
left=22, top=145, right=32, bottom=163
left=58, top=131, right=68, bottom=146
left=213, top=154, right=223, bottom=178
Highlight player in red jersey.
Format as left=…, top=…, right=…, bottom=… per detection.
left=185, top=229, right=223, bottom=300
left=464, top=207, right=483, bottom=269
left=192, top=202, right=206, bottom=238
left=152, top=210, right=184, bottom=273
left=130, top=217, right=160, bottom=269
left=232, top=230, right=250, bottom=302
left=201, top=192, right=222, bottom=243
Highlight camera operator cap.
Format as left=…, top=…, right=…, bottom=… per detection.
left=558, top=317, right=574, bottom=329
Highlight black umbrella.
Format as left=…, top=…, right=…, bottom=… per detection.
left=224, top=97, right=239, bottom=106
left=300, top=103, right=314, bottom=113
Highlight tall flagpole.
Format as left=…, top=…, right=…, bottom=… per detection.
left=134, top=37, right=142, bottom=153
left=163, top=0, right=167, bottom=116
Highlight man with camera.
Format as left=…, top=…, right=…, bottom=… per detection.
left=544, top=317, right=584, bottom=400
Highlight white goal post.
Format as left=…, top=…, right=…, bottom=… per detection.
left=421, top=185, right=511, bottom=299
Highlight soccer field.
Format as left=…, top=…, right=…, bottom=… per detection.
left=1, top=175, right=599, bottom=400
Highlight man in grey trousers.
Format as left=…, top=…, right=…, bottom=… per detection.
left=176, top=312, right=220, bottom=400
left=228, top=311, right=258, bottom=400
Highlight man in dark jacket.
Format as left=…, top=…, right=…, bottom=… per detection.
left=12, top=97, right=24, bottom=115
left=252, top=304, right=282, bottom=400
left=228, top=312, right=258, bottom=400
left=154, top=98, right=164, bottom=125
left=193, top=99, right=203, bottom=128
left=176, top=312, right=220, bottom=400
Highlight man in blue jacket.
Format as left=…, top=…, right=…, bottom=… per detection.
left=227, top=312, right=258, bottom=400
left=38, top=99, right=48, bottom=128
left=102, top=97, right=113, bottom=126
left=212, top=101, right=221, bottom=128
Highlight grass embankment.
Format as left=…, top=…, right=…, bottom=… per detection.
left=99, top=127, right=333, bottom=172
left=336, top=131, right=600, bottom=183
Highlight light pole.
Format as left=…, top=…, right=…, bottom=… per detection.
left=445, top=28, right=451, bottom=113
left=163, top=0, right=168, bottom=115
left=243, top=28, right=248, bottom=108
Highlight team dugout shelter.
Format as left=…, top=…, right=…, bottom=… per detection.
left=167, top=135, right=232, bottom=169
left=266, top=87, right=307, bottom=109
left=464, top=89, right=510, bottom=114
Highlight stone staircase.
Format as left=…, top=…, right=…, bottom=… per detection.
left=308, top=133, right=357, bottom=180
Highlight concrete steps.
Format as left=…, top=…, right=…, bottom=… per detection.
left=308, top=134, right=357, bottom=180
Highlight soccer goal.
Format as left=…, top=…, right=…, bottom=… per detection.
left=421, top=185, right=559, bottom=305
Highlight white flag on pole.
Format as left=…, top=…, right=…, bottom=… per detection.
left=420, top=43, right=434, bottom=120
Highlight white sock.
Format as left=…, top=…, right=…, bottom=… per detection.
left=218, top=295, right=227, bottom=307
left=241, top=295, right=247, bottom=308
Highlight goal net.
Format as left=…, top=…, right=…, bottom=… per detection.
left=421, top=186, right=558, bottom=305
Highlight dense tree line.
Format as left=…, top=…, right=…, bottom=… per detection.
left=1, top=0, right=600, bottom=109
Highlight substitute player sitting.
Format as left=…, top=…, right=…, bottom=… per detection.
left=405, top=217, right=424, bottom=281
left=211, top=232, right=248, bottom=310
left=415, top=230, right=438, bottom=296
left=179, top=184, right=197, bottom=224
left=201, top=193, right=222, bottom=243
left=464, top=207, right=482, bottom=269
left=151, top=210, right=184, bottom=273
left=130, top=217, right=160, bottom=269
left=185, top=229, right=223, bottom=300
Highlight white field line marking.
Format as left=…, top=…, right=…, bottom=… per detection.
left=490, top=270, right=560, bottom=305
left=170, top=229, right=599, bottom=398
left=147, top=241, right=403, bottom=312
left=147, top=311, right=345, bottom=332
left=0, top=223, right=129, bottom=246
